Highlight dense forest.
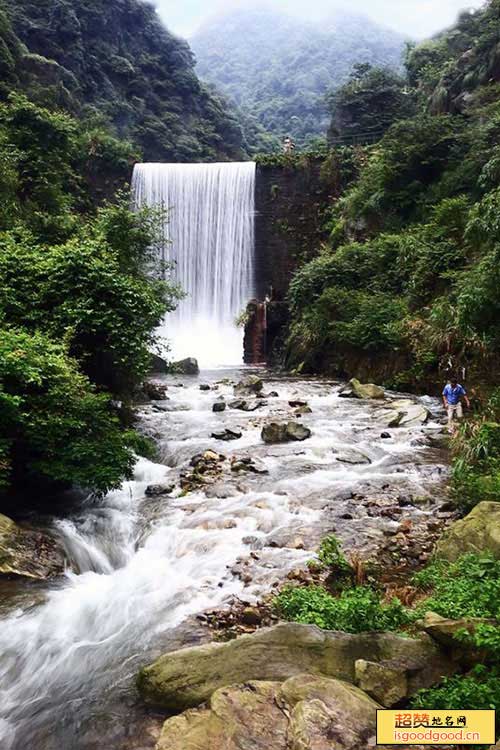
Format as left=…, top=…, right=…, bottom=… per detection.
left=2, top=0, right=244, bottom=161
left=191, top=8, right=407, bottom=151
left=0, top=0, right=202, bottom=502
left=0, top=1, right=499, bottom=745
left=282, top=0, right=500, bottom=509
left=285, top=1, right=500, bottom=387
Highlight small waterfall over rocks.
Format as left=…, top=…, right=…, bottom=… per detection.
left=132, top=162, right=256, bottom=367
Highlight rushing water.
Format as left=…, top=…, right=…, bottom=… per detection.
left=0, top=370, right=449, bottom=750
left=132, top=163, right=256, bottom=366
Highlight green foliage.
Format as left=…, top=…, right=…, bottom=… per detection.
left=317, top=534, right=351, bottom=572
left=413, top=553, right=500, bottom=620
left=3, top=0, right=243, bottom=161
left=192, top=7, right=406, bottom=152
left=342, top=114, right=461, bottom=228
left=451, top=393, right=500, bottom=512
left=0, top=202, right=180, bottom=394
left=284, top=0, right=500, bottom=387
left=456, top=624, right=500, bottom=661
left=0, top=88, right=179, bottom=497
left=328, top=64, right=414, bottom=145
left=411, top=665, right=500, bottom=719
left=275, top=584, right=411, bottom=633
left=0, top=328, right=137, bottom=493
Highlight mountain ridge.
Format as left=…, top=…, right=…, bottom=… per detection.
left=191, top=6, right=408, bottom=151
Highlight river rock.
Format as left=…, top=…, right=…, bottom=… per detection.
left=137, top=622, right=454, bottom=711
left=228, top=399, right=247, bottom=410
left=355, top=659, right=409, bottom=706
left=336, top=450, right=371, bottom=465
left=289, top=400, right=308, bottom=408
left=338, top=386, right=355, bottom=398
left=434, top=501, right=500, bottom=561
left=143, top=380, right=168, bottom=401
left=152, top=402, right=171, bottom=412
left=149, top=353, right=168, bottom=373
left=420, top=611, right=496, bottom=650
left=242, top=400, right=264, bottom=412
left=349, top=378, right=385, bottom=400
left=261, top=422, right=311, bottom=444
left=295, top=405, right=313, bottom=416
left=234, top=376, right=263, bottom=396
left=157, top=673, right=380, bottom=750
left=231, top=456, right=268, bottom=475
left=199, top=384, right=211, bottom=391
left=211, top=429, right=243, bottom=441
left=212, top=402, right=226, bottom=413
left=172, top=357, right=199, bottom=375
left=145, top=484, right=175, bottom=497
left=0, top=513, right=65, bottom=579
left=241, top=607, right=262, bottom=626
left=388, top=399, right=430, bottom=427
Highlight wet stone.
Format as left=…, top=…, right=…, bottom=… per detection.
left=145, top=484, right=175, bottom=497
left=211, top=429, right=243, bottom=441
left=228, top=399, right=247, bottom=410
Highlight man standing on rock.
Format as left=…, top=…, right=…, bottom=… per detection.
left=442, top=377, right=470, bottom=432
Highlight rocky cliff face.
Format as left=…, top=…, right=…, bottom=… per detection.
left=4, top=0, right=244, bottom=161
left=254, top=157, right=341, bottom=300
left=247, top=153, right=351, bottom=363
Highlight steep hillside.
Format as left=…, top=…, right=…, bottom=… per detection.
left=283, top=1, right=500, bottom=394
left=191, top=8, right=407, bottom=150
left=3, top=0, right=244, bottom=161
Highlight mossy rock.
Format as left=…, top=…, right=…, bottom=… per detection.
left=0, top=513, right=64, bottom=579
left=349, top=378, right=385, bottom=400
left=137, top=622, right=454, bottom=712
left=434, top=501, right=500, bottom=561
left=156, top=674, right=380, bottom=750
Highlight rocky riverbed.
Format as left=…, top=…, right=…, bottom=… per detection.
left=0, top=368, right=455, bottom=750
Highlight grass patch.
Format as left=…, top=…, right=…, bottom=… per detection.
left=274, top=584, right=412, bottom=633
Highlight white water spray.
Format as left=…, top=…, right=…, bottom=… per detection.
left=132, top=162, right=256, bottom=366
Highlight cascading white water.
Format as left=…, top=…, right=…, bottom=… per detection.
left=0, top=370, right=448, bottom=749
left=132, top=162, right=256, bottom=367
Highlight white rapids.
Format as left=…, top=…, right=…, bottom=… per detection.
left=132, top=162, right=256, bottom=367
left=0, top=371, right=449, bottom=749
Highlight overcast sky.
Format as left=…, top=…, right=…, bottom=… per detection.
left=154, top=0, right=485, bottom=40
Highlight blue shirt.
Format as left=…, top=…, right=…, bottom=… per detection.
left=443, top=383, right=466, bottom=405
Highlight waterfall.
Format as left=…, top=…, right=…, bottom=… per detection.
left=132, top=162, right=256, bottom=367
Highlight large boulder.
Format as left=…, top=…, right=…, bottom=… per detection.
left=137, top=622, right=454, bottom=712
left=143, top=380, right=168, bottom=401
left=261, top=422, right=311, bottom=444
left=234, top=376, right=263, bottom=396
left=434, top=501, right=500, bottom=561
left=420, top=611, right=496, bottom=650
left=172, top=357, right=199, bottom=375
left=386, top=399, right=429, bottom=428
left=349, top=378, right=385, bottom=400
left=355, top=658, right=408, bottom=706
left=149, top=353, right=168, bottom=373
left=0, top=513, right=65, bottom=579
left=156, top=674, right=380, bottom=750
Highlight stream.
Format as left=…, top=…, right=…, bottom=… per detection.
left=0, top=368, right=451, bottom=750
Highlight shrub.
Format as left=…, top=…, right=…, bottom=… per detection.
left=0, top=328, right=138, bottom=493
left=413, top=553, right=500, bottom=620
left=317, top=534, right=351, bottom=571
left=0, top=201, right=181, bottom=394
left=274, top=585, right=411, bottom=633
left=411, top=665, right=500, bottom=720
